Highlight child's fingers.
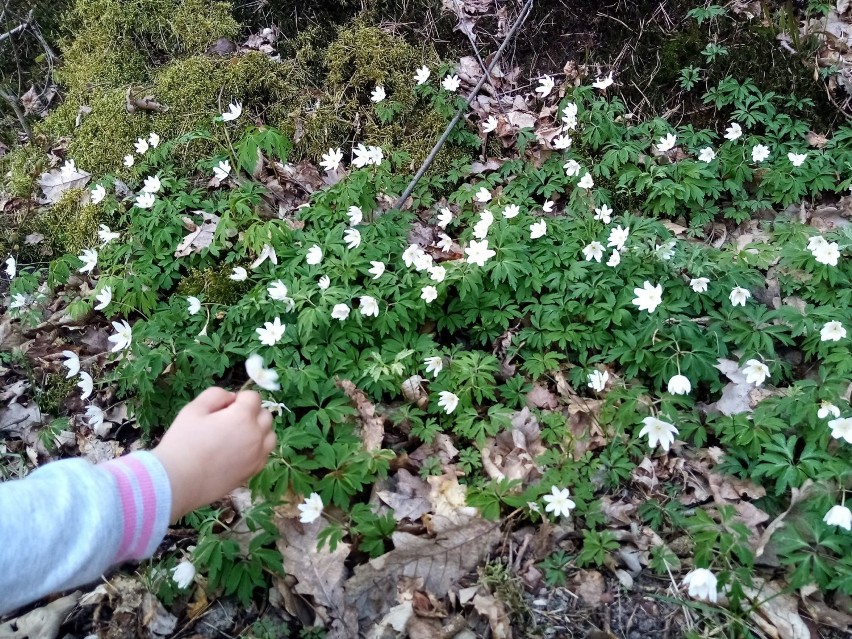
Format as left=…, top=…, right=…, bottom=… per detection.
left=257, top=409, right=273, bottom=433
left=233, top=390, right=262, bottom=415
left=192, top=387, right=237, bottom=414
left=262, top=431, right=277, bottom=454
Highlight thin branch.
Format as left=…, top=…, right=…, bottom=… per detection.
left=0, top=8, right=33, bottom=44
left=0, top=84, right=32, bottom=139
left=394, top=0, right=535, bottom=209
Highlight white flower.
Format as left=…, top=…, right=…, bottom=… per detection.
left=360, top=295, right=379, bottom=317
left=698, top=147, right=716, bottom=163
left=657, top=133, right=677, bottom=153
left=123, top=154, right=134, bottom=168
left=823, top=505, right=852, bottom=530
left=148, top=132, right=160, bottom=148
left=256, top=317, right=286, bottom=346
left=751, top=144, right=770, bottom=163
left=442, top=74, right=461, bottom=92
left=262, top=400, right=289, bottom=415
left=829, top=417, right=852, bottom=443
left=543, top=200, right=555, bottom=213
left=221, top=101, right=242, bottom=122
left=543, top=486, right=576, bottom=518
left=413, top=251, right=434, bottom=272
left=788, top=152, right=806, bottom=167
left=320, top=148, right=344, bottom=173
left=369, top=261, right=386, bottom=279
left=724, top=122, right=743, bottom=141
left=347, top=206, right=363, bottom=226
left=245, top=354, right=280, bottom=391
left=438, top=391, right=459, bottom=414
left=414, top=65, right=431, bottom=85
left=251, top=244, right=278, bottom=269
left=78, top=372, right=94, bottom=400
left=632, top=281, right=663, bottom=313
left=811, top=240, right=841, bottom=266
left=592, top=72, right=614, bottom=90
left=481, top=115, right=498, bottom=133
left=729, top=286, right=751, bottom=307
left=551, top=134, right=572, bottom=149
left=134, top=137, right=149, bottom=155
left=472, top=218, right=491, bottom=240
left=667, top=374, right=691, bottom=395
left=370, top=85, right=386, bottom=103
left=213, top=160, right=231, bottom=181
left=683, top=569, right=718, bottom=603
left=9, top=293, right=27, bottom=309
left=318, top=275, right=330, bottom=290
left=98, top=225, right=120, bottom=245
left=331, top=303, right=350, bottom=321
left=94, top=286, right=112, bottom=311
left=582, top=241, right=604, bottom=262
left=298, top=493, right=324, bottom=523
left=142, top=175, right=161, bottom=193
left=818, top=402, right=841, bottom=419
left=78, top=249, right=98, bottom=274
left=607, top=225, right=629, bottom=250
left=61, top=350, right=80, bottom=378
left=475, top=187, right=492, bottom=203
left=367, top=145, right=384, bottom=165
left=594, top=204, right=612, bottom=223
left=306, top=245, right=323, bottom=265
left=424, top=356, right=443, bottom=378
left=562, top=102, right=578, bottom=129
left=353, top=143, right=384, bottom=168
left=529, top=220, right=547, bottom=239
left=503, top=204, right=520, bottom=219
left=639, top=416, right=678, bottom=451
left=344, top=228, right=362, bottom=250
left=230, top=266, right=248, bottom=281
left=429, top=265, right=446, bottom=283
left=421, top=285, right=438, bottom=303
left=690, top=277, right=710, bottom=293
left=5, top=256, right=16, bottom=279
left=587, top=370, right=609, bottom=392
left=606, top=250, right=620, bottom=267
left=536, top=75, right=555, bottom=98
left=464, top=239, right=496, bottom=266
left=563, top=159, right=581, bottom=176
left=577, top=172, right=594, bottom=189
left=403, top=244, right=424, bottom=268
left=436, top=233, right=453, bottom=252
left=821, top=321, right=847, bottom=342
left=267, top=280, right=290, bottom=301
left=91, top=184, right=106, bottom=204
left=135, top=192, right=156, bottom=209
left=172, top=561, right=196, bottom=589
left=742, top=359, right=770, bottom=386
left=85, top=405, right=106, bottom=435
left=437, top=207, right=453, bottom=228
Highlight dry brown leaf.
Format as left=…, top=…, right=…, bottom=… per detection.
left=376, top=469, right=432, bottom=522
left=37, top=163, right=91, bottom=204
left=337, top=379, right=384, bottom=452
left=572, top=570, right=606, bottom=607
left=600, top=496, right=636, bottom=525
left=426, top=473, right=479, bottom=530
left=480, top=408, right=544, bottom=484
left=472, top=593, right=512, bottom=639
left=755, top=481, right=814, bottom=558
left=800, top=593, right=852, bottom=633
left=174, top=212, right=220, bottom=257
left=277, top=518, right=358, bottom=637
left=344, top=519, right=500, bottom=628
left=526, top=383, right=558, bottom=409
left=744, top=580, right=809, bottom=639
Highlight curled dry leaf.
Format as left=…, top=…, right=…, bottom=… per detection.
left=376, top=469, right=432, bottom=522
left=337, top=379, right=385, bottom=452
left=174, top=212, right=220, bottom=257
left=480, top=408, right=545, bottom=484
left=472, top=593, right=512, bottom=639
left=743, top=579, right=809, bottom=639
left=37, top=164, right=91, bottom=204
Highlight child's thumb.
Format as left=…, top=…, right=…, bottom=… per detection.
left=191, top=387, right=237, bottom=414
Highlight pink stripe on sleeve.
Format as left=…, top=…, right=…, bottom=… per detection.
left=101, top=464, right=137, bottom=563
left=121, top=457, right=158, bottom=559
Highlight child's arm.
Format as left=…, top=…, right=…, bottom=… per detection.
left=0, top=387, right=275, bottom=615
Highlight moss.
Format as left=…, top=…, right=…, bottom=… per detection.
left=28, top=189, right=102, bottom=256
left=1, top=145, right=50, bottom=198
left=177, top=264, right=248, bottom=305
left=35, top=374, right=77, bottom=416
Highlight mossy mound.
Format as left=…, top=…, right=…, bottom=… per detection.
left=27, top=188, right=103, bottom=257
left=176, top=264, right=248, bottom=305
left=1, top=145, right=50, bottom=198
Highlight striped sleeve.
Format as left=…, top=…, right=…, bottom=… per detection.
left=0, top=451, right=172, bottom=615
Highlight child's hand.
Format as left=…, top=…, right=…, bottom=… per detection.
left=152, top=387, right=276, bottom=521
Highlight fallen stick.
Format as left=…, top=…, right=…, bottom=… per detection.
left=394, top=0, right=535, bottom=209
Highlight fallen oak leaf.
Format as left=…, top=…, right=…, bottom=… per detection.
left=337, top=379, right=385, bottom=452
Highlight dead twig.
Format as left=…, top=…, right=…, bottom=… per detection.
left=394, top=0, right=534, bottom=210
left=0, top=8, right=33, bottom=45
